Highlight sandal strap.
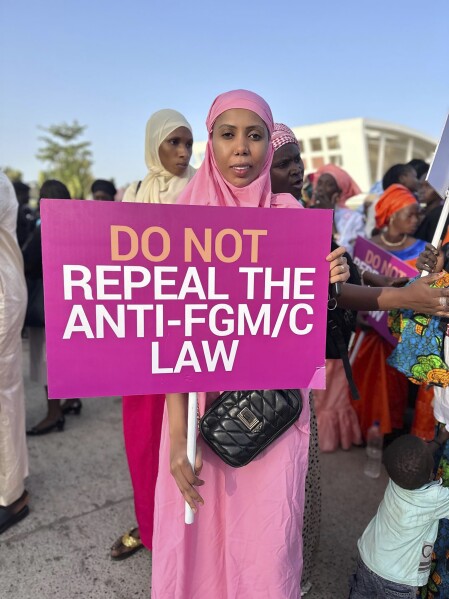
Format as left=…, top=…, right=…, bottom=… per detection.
left=121, top=530, right=142, bottom=549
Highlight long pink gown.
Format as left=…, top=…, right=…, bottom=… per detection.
left=122, top=394, right=165, bottom=549
left=151, top=391, right=310, bottom=599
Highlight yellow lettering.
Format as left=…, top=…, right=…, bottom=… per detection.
left=141, top=227, right=170, bottom=262
left=243, top=229, right=267, bottom=263
left=110, top=226, right=138, bottom=261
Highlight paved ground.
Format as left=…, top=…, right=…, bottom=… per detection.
left=1, top=340, right=388, bottom=598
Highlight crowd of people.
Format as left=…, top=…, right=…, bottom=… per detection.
left=1, top=88, right=449, bottom=597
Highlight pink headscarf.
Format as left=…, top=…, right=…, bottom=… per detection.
left=177, top=90, right=298, bottom=209
left=271, top=123, right=299, bottom=152
left=313, top=164, right=361, bottom=207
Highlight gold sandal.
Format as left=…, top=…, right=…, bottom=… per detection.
left=110, top=527, right=144, bottom=561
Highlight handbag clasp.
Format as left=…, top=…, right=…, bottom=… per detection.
left=237, top=407, right=262, bottom=432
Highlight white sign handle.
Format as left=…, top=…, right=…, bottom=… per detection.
left=421, top=189, right=449, bottom=277
left=184, top=391, right=198, bottom=525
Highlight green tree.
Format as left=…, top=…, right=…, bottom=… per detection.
left=36, top=121, right=93, bottom=199
left=2, top=166, right=24, bottom=182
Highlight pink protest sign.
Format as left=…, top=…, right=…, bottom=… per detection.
left=353, top=237, right=417, bottom=344
left=40, top=200, right=332, bottom=398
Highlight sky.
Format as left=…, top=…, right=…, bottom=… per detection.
left=1, top=0, right=448, bottom=189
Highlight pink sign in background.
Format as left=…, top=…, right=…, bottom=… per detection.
left=41, top=200, right=332, bottom=397
left=353, top=237, right=417, bottom=344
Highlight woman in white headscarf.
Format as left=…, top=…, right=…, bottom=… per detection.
left=123, top=109, right=196, bottom=204
left=111, top=109, right=196, bottom=559
left=0, top=171, right=29, bottom=534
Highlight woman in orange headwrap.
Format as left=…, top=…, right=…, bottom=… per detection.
left=372, top=184, right=426, bottom=267
left=351, top=184, right=434, bottom=442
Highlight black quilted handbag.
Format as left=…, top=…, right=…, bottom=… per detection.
left=199, top=389, right=302, bottom=468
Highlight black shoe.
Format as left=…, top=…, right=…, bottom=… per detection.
left=0, top=491, right=30, bottom=534
left=61, top=399, right=82, bottom=415
left=26, top=416, right=65, bottom=436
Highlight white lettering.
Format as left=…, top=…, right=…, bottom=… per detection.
left=289, top=304, right=313, bottom=335
left=97, top=266, right=122, bottom=300
left=239, top=267, right=263, bottom=300
left=209, top=304, right=234, bottom=336
left=151, top=341, right=173, bottom=373
left=153, top=266, right=178, bottom=300
left=174, top=341, right=201, bottom=373
left=63, top=305, right=94, bottom=338
left=202, top=340, right=239, bottom=372
left=63, top=265, right=93, bottom=300
left=123, top=266, right=152, bottom=300
left=293, top=268, right=315, bottom=300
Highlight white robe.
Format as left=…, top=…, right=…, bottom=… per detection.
left=0, top=172, right=28, bottom=506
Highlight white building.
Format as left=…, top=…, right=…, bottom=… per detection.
left=192, top=118, right=437, bottom=192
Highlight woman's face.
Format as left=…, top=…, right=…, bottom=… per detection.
left=399, top=167, right=419, bottom=193
left=313, top=173, right=341, bottom=209
left=212, top=109, right=269, bottom=188
left=390, top=203, right=420, bottom=235
left=418, top=180, right=440, bottom=205
left=158, top=126, right=193, bottom=177
left=270, top=143, right=304, bottom=200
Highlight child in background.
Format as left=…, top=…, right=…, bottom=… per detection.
left=349, top=431, right=449, bottom=598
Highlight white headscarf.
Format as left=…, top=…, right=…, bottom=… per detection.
left=0, top=170, right=26, bottom=318
left=125, top=109, right=196, bottom=204
left=0, top=171, right=19, bottom=239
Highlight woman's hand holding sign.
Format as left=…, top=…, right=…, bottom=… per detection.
left=327, top=245, right=350, bottom=285
left=167, top=392, right=204, bottom=512
left=170, top=438, right=204, bottom=512
left=416, top=242, right=444, bottom=274
left=401, top=272, right=449, bottom=316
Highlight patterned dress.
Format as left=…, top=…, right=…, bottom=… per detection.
left=420, top=431, right=449, bottom=598
left=301, top=394, right=321, bottom=589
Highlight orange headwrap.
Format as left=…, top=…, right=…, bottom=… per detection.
left=375, top=184, right=418, bottom=229
left=313, top=164, right=361, bottom=207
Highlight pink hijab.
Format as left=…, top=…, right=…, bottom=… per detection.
left=177, top=89, right=298, bottom=209
left=313, top=164, right=361, bottom=207
left=271, top=123, right=299, bottom=152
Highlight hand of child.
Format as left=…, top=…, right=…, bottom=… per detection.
left=170, top=438, right=204, bottom=512
left=327, top=245, right=350, bottom=285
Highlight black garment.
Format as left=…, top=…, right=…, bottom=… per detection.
left=326, top=241, right=361, bottom=399
left=22, top=222, right=43, bottom=279
left=16, top=204, right=36, bottom=248
left=442, top=243, right=449, bottom=271
left=325, top=241, right=361, bottom=359
left=21, top=222, right=45, bottom=327
left=415, top=205, right=447, bottom=243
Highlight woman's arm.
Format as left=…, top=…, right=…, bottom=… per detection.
left=361, top=270, right=409, bottom=288
left=337, top=272, right=449, bottom=316
left=166, top=393, right=204, bottom=511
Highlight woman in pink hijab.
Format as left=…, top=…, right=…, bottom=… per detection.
left=151, top=90, right=350, bottom=599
